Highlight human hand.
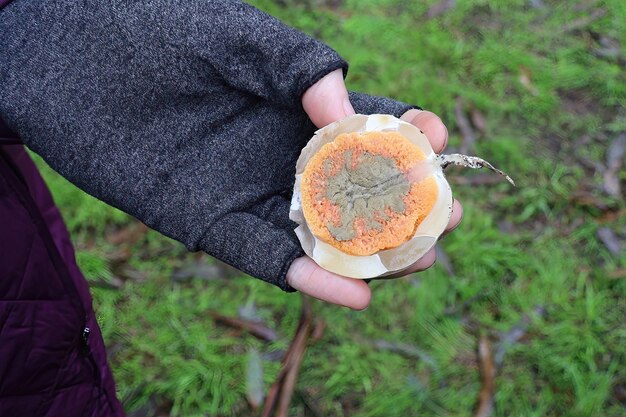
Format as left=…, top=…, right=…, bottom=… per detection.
left=2, top=1, right=459, bottom=302
left=287, top=69, right=463, bottom=310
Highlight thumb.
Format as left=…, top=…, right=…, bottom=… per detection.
left=301, top=68, right=356, bottom=128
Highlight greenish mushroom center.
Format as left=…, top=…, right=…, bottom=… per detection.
left=324, top=150, right=411, bottom=241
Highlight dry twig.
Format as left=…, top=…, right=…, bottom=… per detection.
left=474, top=335, right=496, bottom=417
left=209, top=312, right=278, bottom=342
left=261, top=296, right=316, bottom=417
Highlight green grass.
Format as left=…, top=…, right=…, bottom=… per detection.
left=33, top=0, right=625, bottom=415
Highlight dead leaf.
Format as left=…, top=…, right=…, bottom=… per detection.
left=426, top=0, right=456, bottom=19
left=569, top=188, right=611, bottom=211
left=528, top=0, right=545, bottom=9
left=598, top=208, right=626, bottom=223
left=116, top=266, right=148, bottom=282
left=597, top=227, right=624, bottom=257
left=106, top=222, right=148, bottom=245
left=246, top=348, right=265, bottom=410
left=172, top=262, right=227, bottom=282
left=573, top=0, right=600, bottom=12
left=590, top=32, right=626, bottom=66
left=614, top=382, right=626, bottom=407
left=238, top=302, right=262, bottom=322
left=603, top=133, right=626, bottom=198
left=608, top=268, right=626, bottom=279
left=577, top=155, right=605, bottom=173
left=497, top=220, right=516, bottom=235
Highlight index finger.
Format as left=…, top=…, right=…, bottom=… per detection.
left=400, top=109, right=448, bottom=153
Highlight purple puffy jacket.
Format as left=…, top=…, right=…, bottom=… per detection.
left=1, top=0, right=121, bottom=413
left=1, top=130, right=124, bottom=415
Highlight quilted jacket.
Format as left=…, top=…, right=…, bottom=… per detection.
left=0, top=139, right=124, bottom=416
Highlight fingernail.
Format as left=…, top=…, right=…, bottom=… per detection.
left=343, top=97, right=355, bottom=117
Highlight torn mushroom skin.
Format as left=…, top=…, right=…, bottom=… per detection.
left=290, top=114, right=513, bottom=279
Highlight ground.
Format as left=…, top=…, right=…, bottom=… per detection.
left=34, top=0, right=625, bottom=416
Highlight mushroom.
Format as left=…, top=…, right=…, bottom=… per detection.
left=290, top=114, right=513, bottom=279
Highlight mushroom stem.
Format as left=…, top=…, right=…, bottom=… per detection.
left=437, top=154, right=515, bottom=186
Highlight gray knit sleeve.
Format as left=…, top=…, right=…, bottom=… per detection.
left=349, top=91, right=418, bottom=118
left=0, top=0, right=419, bottom=291
left=119, top=0, right=348, bottom=107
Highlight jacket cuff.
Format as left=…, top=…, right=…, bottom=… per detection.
left=294, top=59, right=349, bottom=105
left=275, top=246, right=305, bottom=292
left=348, top=91, right=420, bottom=118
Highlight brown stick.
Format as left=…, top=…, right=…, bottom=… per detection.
left=475, top=335, right=496, bottom=417
left=261, top=296, right=315, bottom=417
left=209, top=312, right=278, bottom=342
left=275, top=329, right=310, bottom=417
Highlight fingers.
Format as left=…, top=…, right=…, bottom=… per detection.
left=400, top=109, right=448, bottom=153
left=264, top=192, right=371, bottom=310
left=297, top=95, right=457, bottom=302
left=204, top=210, right=306, bottom=291
left=287, top=257, right=372, bottom=310
left=288, top=198, right=462, bottom=300
left=444, top=199, right=463, bottom=234
left=384, top=198, right=463, bottom=279
left=402, top=247, right=438, bottom=274
left=285, top=200, right=462, bottom=303
left=382, top=247, right=437, bottom=279
left=302, top=69, right=355, bottom=128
